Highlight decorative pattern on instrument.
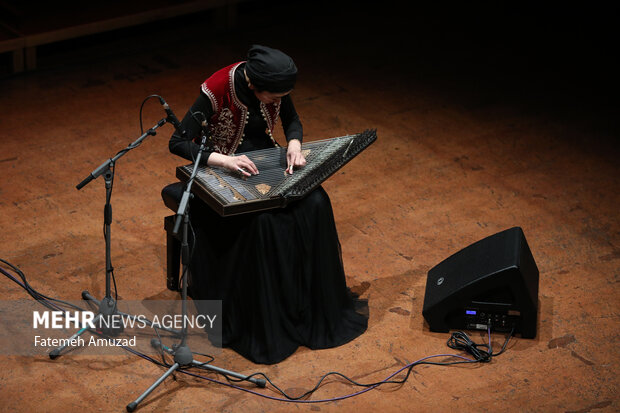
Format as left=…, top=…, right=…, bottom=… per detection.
left=255, top=183, right=271, bottom=195
left=196, top=166, right=249, bottom=203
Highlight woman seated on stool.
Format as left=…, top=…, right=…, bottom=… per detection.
left=162, top=45, right=368, bottom=364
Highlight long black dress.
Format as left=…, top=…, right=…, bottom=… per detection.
left=164, top=64, right=368, bottom=364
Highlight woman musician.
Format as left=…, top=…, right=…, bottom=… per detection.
left=162, top=45, right=368, bottom=364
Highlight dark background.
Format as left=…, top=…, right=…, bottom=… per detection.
left=2, top=1, right=618, bottom=112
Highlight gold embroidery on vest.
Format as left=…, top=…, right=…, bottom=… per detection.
left=211, top=108, right=236, bottom=153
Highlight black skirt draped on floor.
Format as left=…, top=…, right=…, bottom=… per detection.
left=163, top=183, right=368, bottom=364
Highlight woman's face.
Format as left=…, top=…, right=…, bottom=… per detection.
left=253, top=89, right=291, bottom=105
left=244, top=69, right=292, bottom=104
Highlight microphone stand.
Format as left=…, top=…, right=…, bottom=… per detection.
left=126, top=131, right=265, bottom=412
left=50, top=118, right=179, bottom=359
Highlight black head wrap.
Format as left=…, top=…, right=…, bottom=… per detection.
left=245, top=45, right=297, bottom=93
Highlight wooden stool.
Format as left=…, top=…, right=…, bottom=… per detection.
left=164, top=215, right=181, bottom=291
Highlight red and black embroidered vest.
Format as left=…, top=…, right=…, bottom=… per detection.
left=200, top=62, right=281, bottom=155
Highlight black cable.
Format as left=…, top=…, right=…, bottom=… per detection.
left=188, top=110, right=211, bottom=164
left=447, top=327, right=514, bottom=362
left=153, top=326, right=174, bottom=368
left=217, top=356, right=479, bottom=401
left=190, top=352, right=215, bottom=364
left=1, top=258, right=83, bottom=312
left=447, top=331, right=492, bottom=362
left=491, top=329, right=514, bottom=356
left=139, top=94, right=163, bottom=135
left=207, top=328, right=514, bottom=401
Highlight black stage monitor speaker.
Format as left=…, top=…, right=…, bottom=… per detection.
left=422, top=227, right=539, bottom=338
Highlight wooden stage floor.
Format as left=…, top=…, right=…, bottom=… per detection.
left=0, top=2, right=618, bottom=412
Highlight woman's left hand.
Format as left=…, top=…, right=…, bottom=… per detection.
left=286, top=139, right=306, bottom=174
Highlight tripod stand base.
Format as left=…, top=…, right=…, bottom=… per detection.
left=82, top=290, right=97, bottom=302
left=48, top=291, right=110, bottom=359
left=126, top=362, right=180, bottom=412
left=48, top=293, right=122, bottom=359
left=172, top=343, right=193, bottom=365
left=49, top=291, right=180, bottom=359
left=126, top=339, right=265, bottom=411
left=49, top=349, right=60, bottom=360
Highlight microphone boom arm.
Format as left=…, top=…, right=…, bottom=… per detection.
left=76, top=118, right=167, bottom=190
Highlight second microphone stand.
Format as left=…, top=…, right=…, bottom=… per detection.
left=126, top=132, right=265, bottom=412
left=50, top=118, right=179, bottom=359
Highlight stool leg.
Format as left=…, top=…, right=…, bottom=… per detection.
left=166, top=230, right=181, bottom=291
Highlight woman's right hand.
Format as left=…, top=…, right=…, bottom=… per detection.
left=208, top=152, right=259, bottom=177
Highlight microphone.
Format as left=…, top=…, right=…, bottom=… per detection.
left=191, top=111, right=211, bottom=143
left=159, top=97, right=186, bottom=137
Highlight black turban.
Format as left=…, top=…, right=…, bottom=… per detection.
left=245, top=45, right=297, bottom=93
